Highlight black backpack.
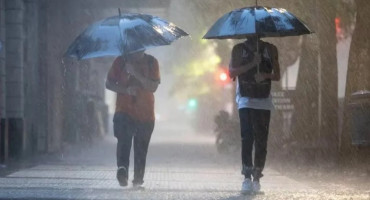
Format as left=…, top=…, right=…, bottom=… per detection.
left=237, top=41, right=273, bottom=98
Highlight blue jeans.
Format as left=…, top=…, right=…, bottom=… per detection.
left=239, top=108, right=270, bottom=180
left=113, top=112, right=154, bottom=185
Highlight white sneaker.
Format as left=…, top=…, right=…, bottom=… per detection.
left=241, top=178, right=253, bottom=195
left=252, top=181, right=261, bottom=192
left=132, top=184, right=145, bottom=190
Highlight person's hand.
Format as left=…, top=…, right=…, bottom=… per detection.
left=125, top=62, right=136, bottom=75
left=255, top=73, right=267, bottom=83
left=126, top=86, right=138, bottom=96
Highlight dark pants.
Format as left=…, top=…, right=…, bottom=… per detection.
left=239, top=108, right=271, bottom=180
left=113, top=113, right=154, bottom=185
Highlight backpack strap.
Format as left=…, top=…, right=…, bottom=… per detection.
left=146, top=55, right=157, bottom=80
left=119, top=56, right=127, bottom=70
left=242, top=42, right=253, bottom=54
left=262, top=42, right=274, bottom=68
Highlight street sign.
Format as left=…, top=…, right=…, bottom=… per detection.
left=272, top=91, right=294, bottom=111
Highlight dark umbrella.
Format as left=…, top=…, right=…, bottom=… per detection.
left=65, top=12, right=188, bottom=60
left=203, top=6, right=313, bottom=39
left=203, top=4, right=313, bottom=73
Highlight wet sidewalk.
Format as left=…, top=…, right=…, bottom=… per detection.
left=0, top=122, right=368, bottom=200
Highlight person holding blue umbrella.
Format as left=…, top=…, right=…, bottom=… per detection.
left=106, top=49, right=160, bottom=188
left=204, top=2, right=312, bottom=194
left=65, top=11, right=188, bottom=188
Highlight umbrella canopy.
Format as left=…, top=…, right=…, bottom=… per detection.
left=66, top=13, right=188, bottom=60
left=203, top=6, right=313, bottom=39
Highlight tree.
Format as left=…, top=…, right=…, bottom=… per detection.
left=167, top=0, right=247, bottom=130
left=342, top=0, right=370, bottom=151
left=346, top=0, right=370, bottom=94
left=289, top=0, right=320, bottom=154
left=316, top=0, right=339, bottom=154
left=290, top=0, right=338, bottom=157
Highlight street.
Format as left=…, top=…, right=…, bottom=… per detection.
left=0, top=122, right=369, bottom=200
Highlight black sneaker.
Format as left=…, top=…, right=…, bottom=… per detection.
left=116, top=167, right=128, bottom=187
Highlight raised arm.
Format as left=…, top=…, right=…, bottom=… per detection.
left=105, top=79, right=137, bottom=95
left=269, top=45, right=280, bottom=81
left=255, top=44, right=281, bottom=82
left=125, top=57, right=160, bottom=93
left=105, top=57, right=137, bottom=95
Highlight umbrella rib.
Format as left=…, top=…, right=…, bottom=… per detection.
left=254, top=7, right=259, bottom=36
left=149, top=23, right=173, bottom=45
left=65, top=14, right=188, bottom=59
left=203, top=5, right=313, bottom=39
left=269, top=8, right=280, bottom=36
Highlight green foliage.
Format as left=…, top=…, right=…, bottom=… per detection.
left=170, top=33, right=221, bottom=100
left=169, top=0, right=248, bottom=102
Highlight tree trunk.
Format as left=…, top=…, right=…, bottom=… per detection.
left=316, top=0, right=338, bottom=155
left=342, top=0, right=370, bottom=152
left=291, top=0, right=338, bottom=159
left=291, top=1, right=319, bottom=150
left=346, top=0, right=370, bottom=93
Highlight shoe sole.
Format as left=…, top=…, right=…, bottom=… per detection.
left=240, top=190, right=253, bottom=195
left=254, top=191, right=264, bottom=195
left=132, top=186, right=145, bottom=191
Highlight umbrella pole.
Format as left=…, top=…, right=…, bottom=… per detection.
left=254, top=4, right=260, bottom=74
left=256, top=37, right=259, bottom=74
left=118, top=8, right=125, bottom=56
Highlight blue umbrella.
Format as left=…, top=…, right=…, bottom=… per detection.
left=66, top=12, right=188, bottom=60
left=203, top=6, right=313, bottom=39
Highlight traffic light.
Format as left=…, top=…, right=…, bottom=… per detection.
left=219, top=71, right=228, bottom=82
left=335, top=17, right=343, bottom=39
left=187, top=98, right=198, bottom=110
left=215, top=68, right=230, bottom=85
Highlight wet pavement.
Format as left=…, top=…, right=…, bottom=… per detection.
left=0, top=122, right=369, bottom=200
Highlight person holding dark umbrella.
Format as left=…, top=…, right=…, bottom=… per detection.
left=203, top=3, right=312, bottom=194
left=229, top=35, right=280, bottom=194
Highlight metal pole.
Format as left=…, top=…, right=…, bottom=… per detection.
left=256, top=0, right=258, bottom=6
left=256, top=37, right=259, bottom=74
left=118, top=8, right=125, bottom=56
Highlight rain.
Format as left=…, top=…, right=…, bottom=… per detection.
left=0, top=0, right=369, bottom=199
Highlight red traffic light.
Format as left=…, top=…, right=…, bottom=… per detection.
left=219, top=72, right=228, bottom=82
left=215, top=68, right=230, bottom=84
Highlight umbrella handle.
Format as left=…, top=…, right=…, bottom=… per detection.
left=118, top=8, right=121, bottom=17
left=255, top=0, right=258, bottom=6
